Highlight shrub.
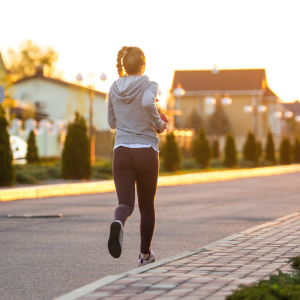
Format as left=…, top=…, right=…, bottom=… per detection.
left=289, top=256, right=300, bottom=271
left=26, top=130, right=39, bottom=163
left=211, top=139, right=219, bottom=159
left=243, top=131, right=258, bottom=166
left=207, top=106, right=231, bottom=135
left=163, top=132, right=181, bottom=171
left=224, top=133, right=237, bottom=168
left=256, top=140, right=262, bottom=158
left=265, top=131, right=276, bottom=164
left=293, top=136, right=300, bottom=163
left=62, top=112, right=91, bottom=179
left=193, top=127, right=210, bottom=168
left=279, top=137, right=291, bottom=165
left=0, top=106, right=15, bottom=186
left=15, top=171, right=38, bottom=184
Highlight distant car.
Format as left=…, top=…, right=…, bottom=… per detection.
left=10, top=136, right=27, bottom=164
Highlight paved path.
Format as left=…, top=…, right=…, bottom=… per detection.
left=1, top=173, right=300, bottom=300
left=70, top=214, right=300, bottom=300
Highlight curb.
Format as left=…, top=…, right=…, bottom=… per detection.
left=2, top=164, right=300, bottom=202
left=52, top=211, right=300, bottom=300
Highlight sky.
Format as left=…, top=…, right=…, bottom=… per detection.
left=1, top=0, right=300, bottom=106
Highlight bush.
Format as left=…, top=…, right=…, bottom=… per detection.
left=293, top=136, right=300, bottom=163
left=289, top=256, right=300, bottom=271
left=280, top=137, right=291, bottom=165
left=265, top=131, right=276, bottom=164
left=163, top=132, right=181, bottom=172
left=193, top=127, right=210, bottom=168
left=243, top=131, right=258, bottom=166
left=224, top=133, right=237, bottom=168
left=62, top=112, right=91, bottom=179
left=15, top=171, right=39, bottom=184
left=0, top=106, right=15, bottom=186
left=26, top=130, right=39, bottom=163
left=211, top=139, right=219, bottom=159
left=206, top=105, right=231, bottom=135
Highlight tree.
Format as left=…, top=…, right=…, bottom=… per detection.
left=206, top=106, right=231, bottom=135
left=26, top=130, right=39, bottom=163
left=163, top=132, right=181, bottom=172
left=0, top=106, right=15, bottom=186
left=224, top=133, right=237, bottom=168
left=265, top=131, right=276, bottom=164
left=193, top=127, right=210, bottom=168
left=211, top=139, right=219, bottom=159
left=62, top=112, right=91, bottom=179
left=293, top=136, right=300, bottom=163
left=279, top=137, right=291, bottom=165
left=256, top=140, right=262, bottom=158
left=243, top=131, right=258, bottom=165
left=5, top=40, right=59, bottom=80
left=186, top=111, right=205, bottom=133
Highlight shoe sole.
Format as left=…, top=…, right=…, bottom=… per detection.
left=108, top=222, right=122, bottom=258
left=138, top=259, right=155, bottom=267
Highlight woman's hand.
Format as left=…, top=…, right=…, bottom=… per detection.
left=158, top=121, right=167, bottom=134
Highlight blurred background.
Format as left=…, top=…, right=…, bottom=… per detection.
left=0, top=0, right=300, bottom=185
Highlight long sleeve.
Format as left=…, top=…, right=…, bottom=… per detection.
left=142, top=82, right=163, bottom=130
left=107, top=93, right=116, bottom=129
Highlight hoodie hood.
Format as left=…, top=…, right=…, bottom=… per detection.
left=110, top=75, right=149, bottom=104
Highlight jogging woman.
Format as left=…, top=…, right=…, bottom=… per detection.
left=107, top=46, right=167, bottom=267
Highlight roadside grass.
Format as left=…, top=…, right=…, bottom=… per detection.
left=226, top=256, right=300, bottom=300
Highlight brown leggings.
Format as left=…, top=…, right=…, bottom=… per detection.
left=113, top=146, right=159, bottom=254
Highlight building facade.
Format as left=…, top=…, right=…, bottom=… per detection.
left=169, top=69, right=279, bottom=137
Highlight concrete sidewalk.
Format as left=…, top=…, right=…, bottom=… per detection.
left=54, top=212, right=300, bottom=300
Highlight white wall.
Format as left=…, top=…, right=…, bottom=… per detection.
left=12, top=78, right=109, bottom=130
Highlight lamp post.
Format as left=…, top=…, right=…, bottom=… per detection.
left=76, top=72, right=107, bottom=165
left=243, top=101, right=267, bottom=135
left=273, top=108, right=299, bottom=136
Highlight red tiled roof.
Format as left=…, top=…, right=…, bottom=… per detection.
left=171, top=69, right=267, bottom=92
left=14, top=72, right=106, bottom=97
left=264, top=86, right=278, bottom=98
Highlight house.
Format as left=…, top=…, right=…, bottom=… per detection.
left=169, top=69, right=280, bottom=137
left=11, top=66, right=108, bottom=130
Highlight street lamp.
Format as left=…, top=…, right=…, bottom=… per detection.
left=243, top=102, right=267, bottom=135
left=76, top=72, right=107, bottom=165
left=173, top=84, right=185, bottom=128
left=273, top=108, right=298, bottom=136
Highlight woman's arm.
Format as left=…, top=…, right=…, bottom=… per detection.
left=142, top=82, right=163, bottom=130
left=107, top=93, right=116, bottom=129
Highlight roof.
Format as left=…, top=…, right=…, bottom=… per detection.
left=171, top=69, right=267, bottom=92
left=264, top=86, right=277, bottom=97
left=14, top=70, right=106, bottom=97
left=283, top=100, right=300, bottom=115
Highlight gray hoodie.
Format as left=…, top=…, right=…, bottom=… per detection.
left=107, top=75, right=163, bottom=149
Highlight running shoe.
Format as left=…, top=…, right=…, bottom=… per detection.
left=108, top=220, right=124, bottom=258
left=138, top=250, right=155, bottom=267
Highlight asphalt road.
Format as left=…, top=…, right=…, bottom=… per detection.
left=1, top=172, right=300, bottom=300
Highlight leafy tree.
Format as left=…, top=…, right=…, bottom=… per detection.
left=5, top=40, right=59, bottom=80
left=207, top=106, right=231, bottom=135
left=280, top=137, right=291, bottom=165
left=265, top=131, right=276, bottom=164
left=163, top=132, right=181, bottom=172
left=243, top=131, right=258, bottom=165
left=293, top=136, right=300, bottom=163
left=0, top=106, right=15, bottom=186
left=224, top=133, right=237, bottom=168
left=26, top=130, right=39, bottom=163
left=193, top=127, right=210, bottom=168
left=211, top=139, right=219, bottom=159
left=256, top=140, right=262, bottom=158
left=62, top=112, right=91, bottom=179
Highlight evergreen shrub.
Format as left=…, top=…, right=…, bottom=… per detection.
left=62, top=112, right=91, bottom=179
left=293, top=136, right=300, bottom=163
left=163, top=132, right=180, bottom=172
left=224, top=133, right=237, bottom=168
left=279, top=137, right=291, bottom=165
left=211, top=139, right=219, bottom=159
left=256, top=140, right=262, bottom=158
left=265, top=131, right=276, bottom=164
left=243, top=131, right=258, bottom=166
left=0, top=106, right=15, bottom=186
left=26, top=130, right=39, bottom=163
left=193, top=127, right=210, bottom=168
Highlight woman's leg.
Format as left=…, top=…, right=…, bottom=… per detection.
left=113, top=147, right=136, bottom=226
left=134, top=148, right=159, bottom=255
